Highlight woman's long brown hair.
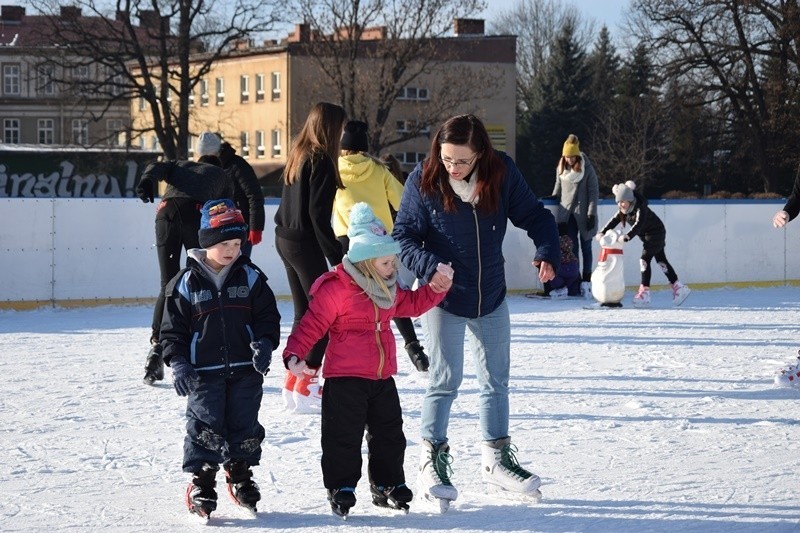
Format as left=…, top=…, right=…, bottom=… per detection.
left=283, top=102, right=347, bottom=187
left=419, top=114, right=504, bottom=213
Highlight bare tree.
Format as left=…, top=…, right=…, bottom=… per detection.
left=35, top=0, right=280, bottom=159
left=630, top=0, right=800, bottom=192
left=287, top=0, right=505, bottom=153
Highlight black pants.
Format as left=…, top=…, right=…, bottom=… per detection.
left=183, top=371, right=265, bottom=473
left=337, top=235, right=419, bottom=347
left=640, top=249, right=678, bottom=286
left=275, top=234, right=329, bottom=367
left=151, top=198, right=201, bottom=339
left=321, top=377, right=406, bottom=490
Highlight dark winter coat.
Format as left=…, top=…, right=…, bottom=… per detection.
left=283, top=265, right=444, bottom=380
left=274, top=152, right=343, bottom=266
left=781, top=173, right=800, bottom=221
left=142, top=160, right=234, bottom=203
left=599, top=191, right=666, bottom=253
left=160, top=254, right=281, bottom=375
left=219, top=142, right=265, bottom=232
left=392, top=151, right=560, bottom=319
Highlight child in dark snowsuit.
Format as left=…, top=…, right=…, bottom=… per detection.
left=160, top=198, right=281, bottom=520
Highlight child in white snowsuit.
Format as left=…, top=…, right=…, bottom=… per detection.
left=597, top=181, right=690, bottom=307
left=281, top=203, right=452, bottom=517
left=160, top=199, right=281, bottom=519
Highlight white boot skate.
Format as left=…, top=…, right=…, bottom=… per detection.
left=580, top=281, right=592, bottom=300
left=416, top=440, right=457, bottom=513
left=481, top=437, right=542, bottom=501
left=292, top=367, right=322, bottom=413
left=775, top=353, right=800, bottom=388
left=633, top=285, right=651, bottom=308
left=671, top=281, right=691, bottom=306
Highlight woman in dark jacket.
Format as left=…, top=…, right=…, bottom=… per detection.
left=392, top=114, right=559, bottom=509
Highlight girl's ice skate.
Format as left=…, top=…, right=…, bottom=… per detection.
left=417, top=440, right=458, bottom=513
left=481, top=437, right=542, bottom=502
left=672, top=281, right=691, bottom=306
left=775, top=352, right=800, bottom=388
left=633, top=285, right=651, bottom=308
left=370, top=483, right=412, bottom=513
left=327, top=487, right=356, bottom=519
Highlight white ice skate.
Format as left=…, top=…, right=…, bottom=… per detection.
left=417, top=440, right=457, bottom=513
left=775, top=354, right=800, bottom=388
left=481, top=438, right=542, bottom=502
left=632, top=285, right=651, bottom=308
left=292, top=368, right=322, bottom=413
left=672, top=281, right=691, bottom=306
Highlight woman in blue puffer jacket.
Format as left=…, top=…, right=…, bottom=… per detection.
left=392, top=114, right=559, bottom=506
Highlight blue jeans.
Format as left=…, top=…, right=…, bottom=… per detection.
left=420, top=300, right=510, bottom=444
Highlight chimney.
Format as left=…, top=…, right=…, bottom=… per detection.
left=287, top=23, right=310, bottom=43
left=138, top=10, right=159, bottom=28
left=0, top=5, right=25, bottom=22
left=453, top=18, right=484, bottom=36
left=60, top=6, right=82, bottom=20
left=233, top=38, right=252, bottom=51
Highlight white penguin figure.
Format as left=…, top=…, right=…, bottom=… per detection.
left=590, top=230, right=625, bottom=306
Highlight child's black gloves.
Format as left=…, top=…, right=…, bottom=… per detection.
left=251, top=340, right=273, bottom=375
left=170, top=356, right=199, bottom=396
left=135, top=175, right=156, bottom=203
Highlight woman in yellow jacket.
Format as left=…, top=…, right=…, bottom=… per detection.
left=334, top=120, right=429, bottom=372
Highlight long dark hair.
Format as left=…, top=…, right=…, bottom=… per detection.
left=419, top=114, right=504, bottom=213
left=283, top=102, right=347, bottom=187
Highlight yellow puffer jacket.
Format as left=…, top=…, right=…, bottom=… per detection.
left=334, top=153, right=404, bottom=237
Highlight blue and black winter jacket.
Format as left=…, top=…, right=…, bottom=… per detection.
left=392, top=151, right=560, bottom=319
left=160, top=254, right=281, bottom=374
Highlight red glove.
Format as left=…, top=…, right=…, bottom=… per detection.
left=248, top=230, right=262, bottom=246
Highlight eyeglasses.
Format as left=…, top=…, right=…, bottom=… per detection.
left=439, top=153, right=478, bottom=168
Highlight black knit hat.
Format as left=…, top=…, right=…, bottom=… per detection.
left=198, top=199, right=248, bottom=248
left=341, top=120, right=369, bottom=152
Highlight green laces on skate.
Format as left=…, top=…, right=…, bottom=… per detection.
left=500, top=443, right=533, bottom=480
left=433, top=449, right=455, bottom=486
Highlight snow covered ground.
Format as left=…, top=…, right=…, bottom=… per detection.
left=2, top=285, right=800, bottom=532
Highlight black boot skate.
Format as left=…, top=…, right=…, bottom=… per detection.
left=327, top=487, right=356, bottom=519
left=185, top=463, right=218, bottom=520
left=143, top=341, right=164, bottom=385
left=405, top=341, right=429, bottom=372
left=225, top=460, right=260, bottom=515
left=371, top=483, right=412, bottom=513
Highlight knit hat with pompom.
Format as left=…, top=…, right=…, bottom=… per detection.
left=613, top=180, right=637, bottom=203
left=346, top=202, right=401, bottom=263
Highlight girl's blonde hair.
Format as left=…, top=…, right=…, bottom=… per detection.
left=283, top=102, right=347, bottom=186
left=351, top=256, right=396, bottom=301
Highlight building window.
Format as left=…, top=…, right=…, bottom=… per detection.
left=240, top=131, right=250, bottom=158
left=151, top=135, right=159, bottom=151
left=38, top=119, right=55, bottom=145
left=255, top=73, right=265, bottom=102
left=105, top=67, right=122, bottom=96
left=37, top=64, right=55, bottom=96
left=240, top=75, right=249, bottom=103
left=73, top=65, right=89, bottom=94
left=215, top=77, right=225, bottom=105
left=396, top=151, right=427, bottom=165
left=255, top=130, right=265, bottom=158
left=106, top=119, right=123, bottom=146
left=3, top=64, right=20, bottom=95
left=189, top=88, right=195, bottom=107
left=397, top=86, right=429, bottom=101
left=200, top=79, right=209, bottom=106
left=271, top=72, right=280, bottom=101
left=3, top=118, right=20, bottom=143
left=271, top=128, right=281, bottom=157
left=138, top=96, right=146, bottom=111
left=72, top=119, right=89, bottom=145
left=395, top=120, right=430, bottom=135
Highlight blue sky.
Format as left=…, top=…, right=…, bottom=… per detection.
left=480, top=0, right=630, bottom=35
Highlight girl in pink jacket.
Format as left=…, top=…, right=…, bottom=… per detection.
left=282, top=202, right=452, bottom=518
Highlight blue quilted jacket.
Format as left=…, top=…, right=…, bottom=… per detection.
left=392, top=151, right=559, bottom=318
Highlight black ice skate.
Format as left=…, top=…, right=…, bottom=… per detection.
left=370, top=483, right=412, bottom=513
left=225, top=460, right=260, bottom=515
left=185, top=464, right=218, bottom=520
left=327, top=487, right=356, bottom=519
left=143, top=342, right=164, bottom=385
left=405, top=341, right=430, bottom=372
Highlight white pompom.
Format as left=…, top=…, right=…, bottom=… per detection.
left=625, top=180, right=637, bottom=190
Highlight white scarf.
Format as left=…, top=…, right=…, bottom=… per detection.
left=449, top=169, right=479, bottom=204
left=559, top=166, right=585, bottom=184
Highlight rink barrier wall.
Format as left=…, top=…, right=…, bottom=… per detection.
left=0, top=198, right=797, bottom=309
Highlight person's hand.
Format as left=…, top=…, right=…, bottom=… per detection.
left=773, top=210, right=790, bottom=228
left=248, top=230, right=263, bottom=245
left=250, top=339, right=272, bottom=375
left=586, top=215, right=596, bottom=232
left=170, top=356, right=199, bottom=397
left=428, top=271, right=452, bottom=293
left=533, top=260, right=556, bottom=283
left=135, top=176, right=156, bottom=203
left=284, top=354, right=308, bottom=378
left=595, top=232, right=604, bottom=242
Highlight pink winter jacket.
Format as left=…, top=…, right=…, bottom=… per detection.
left=283, top=265, right=446, bottom=380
